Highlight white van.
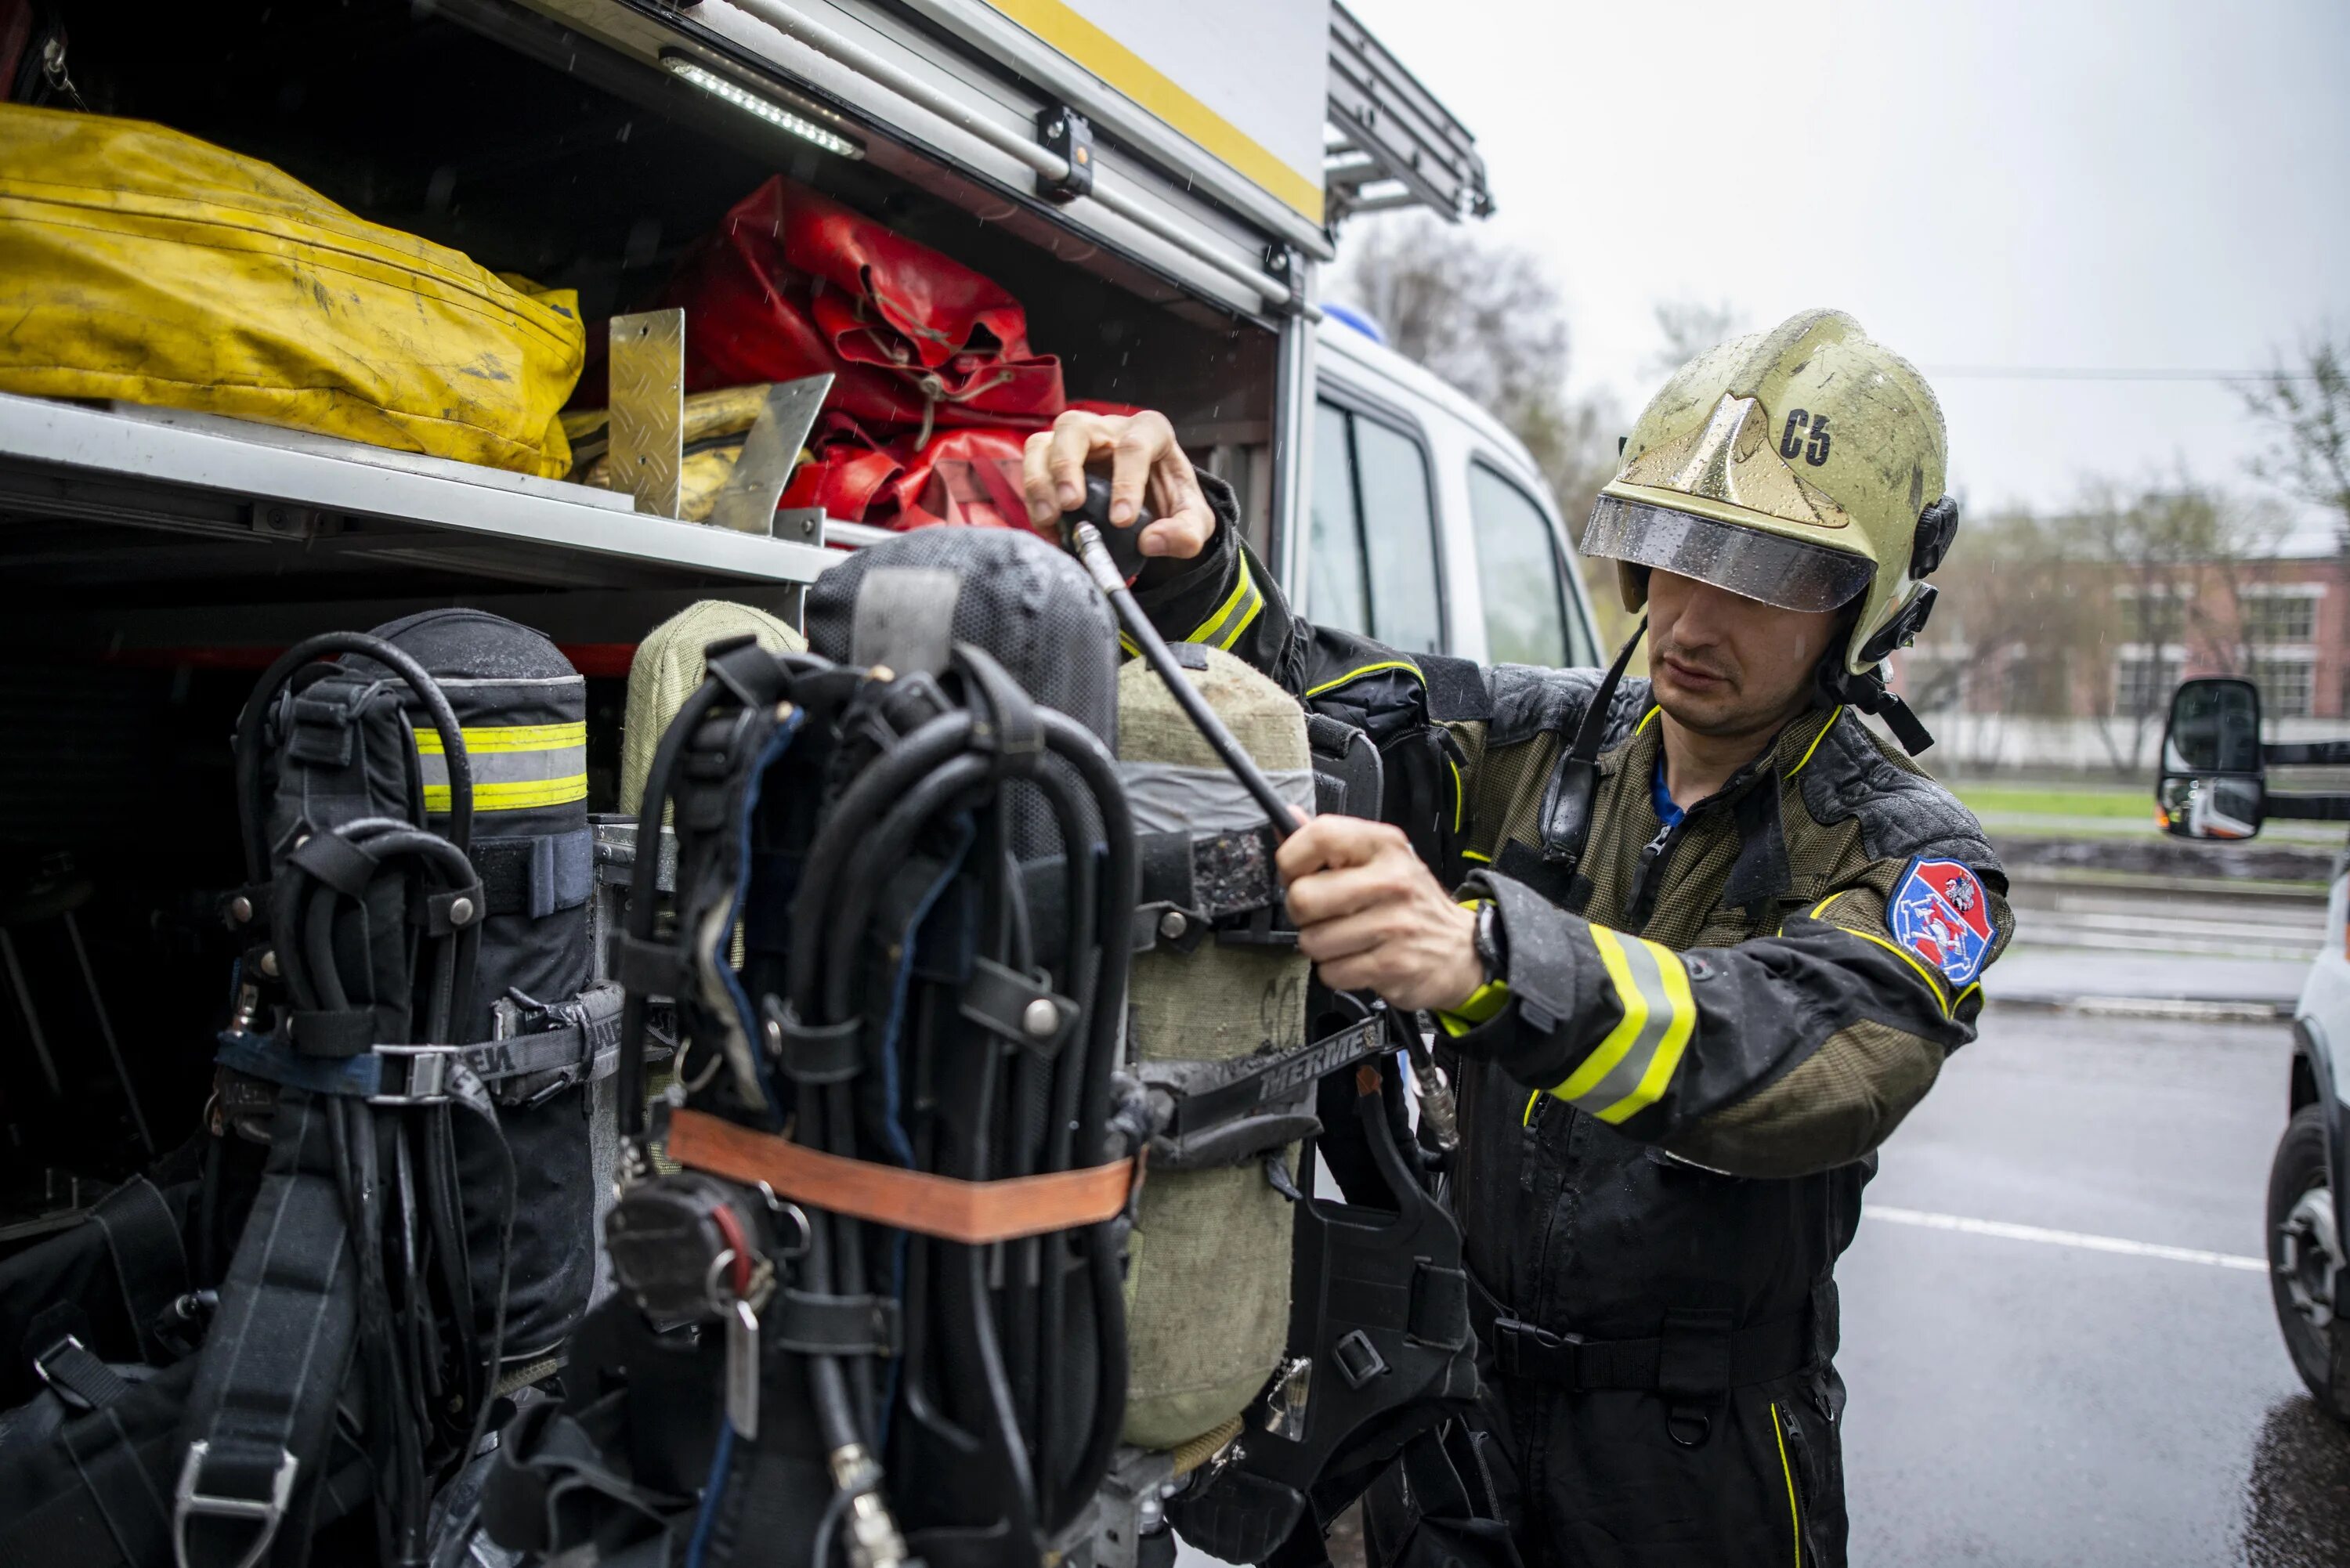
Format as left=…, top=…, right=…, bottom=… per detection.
left=1300, top=319, right=1603, bottom=671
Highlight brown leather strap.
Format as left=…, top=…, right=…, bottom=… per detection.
left=663, top=1108, right=1143, bottom=1245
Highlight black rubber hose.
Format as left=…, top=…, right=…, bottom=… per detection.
left=617, top=677, right=724, bottom=1140
left=786, top=711, right=975, bottom=1004
left=233, top=630, right=476, bottom=882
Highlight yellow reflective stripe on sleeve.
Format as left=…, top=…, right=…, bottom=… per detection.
left=1522, top=1089, right=1541, bottom=1127
left=1594, top=939, right=1696, bottom=1124
left=423, top=775, right=588, bottom=812
left=1181, top=549, right=1265, bottom=650
left=1303, top=659, right=1426, bottom=699
left=412, top=721, right=587, bottom=755
left=1547, top=926, right=1694, bottom=1124
left=1954, top=980, right=1983, bottom=1011
left=1461, top=848, right=1492, bottom=864
left=1448, top=754, right=1463, bottom=833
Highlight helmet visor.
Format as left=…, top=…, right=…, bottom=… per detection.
left=1582, top=496, right=1874, bottom=613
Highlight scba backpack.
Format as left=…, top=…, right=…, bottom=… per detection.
left=0, top=609, right=617, bottom=1568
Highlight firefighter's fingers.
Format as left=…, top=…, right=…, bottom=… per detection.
left=1276, top=813, right=1408, bottom=885
left=1107, top=410, right=1177, bottom=528
left=1293, top=905, right=1395, bottom=965
left=1284, top=858, right=1423, bottom=931
left=1021, top=428, right=1064, bottom=526
left=1034, top=409, right=1119, bottom=515
left=1139, top=448, right=1216, bottom=560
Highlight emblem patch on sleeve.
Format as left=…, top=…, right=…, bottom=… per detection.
left=1889, top=858, right=1993, bottom=989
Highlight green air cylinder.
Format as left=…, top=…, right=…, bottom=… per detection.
left=1117, top=645, right=1313, bottom=1451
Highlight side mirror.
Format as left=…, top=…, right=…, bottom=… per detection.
left=2157, top=677, right=2265, bottom=840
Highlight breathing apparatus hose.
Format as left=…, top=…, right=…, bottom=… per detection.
left=1067, top=521, right=1298, bottom=845
left=613, top=638, right=1140, bottom=1562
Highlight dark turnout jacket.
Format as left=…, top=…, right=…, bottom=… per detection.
left=1137, top=478, right=2011, bottom=1568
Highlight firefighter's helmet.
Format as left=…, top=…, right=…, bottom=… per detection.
left=1582, top=309, right=1958, bottom=677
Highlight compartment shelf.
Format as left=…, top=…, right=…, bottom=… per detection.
left=0, top=392, right=833, bottom=633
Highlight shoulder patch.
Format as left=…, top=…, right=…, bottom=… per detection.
left=1889, top=858, right=1994, bottom=989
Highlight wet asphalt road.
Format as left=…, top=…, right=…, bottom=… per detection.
left=1838, top=922, right=2350, bottom=1566
left=1183, top=925, right=2350, bottom=1567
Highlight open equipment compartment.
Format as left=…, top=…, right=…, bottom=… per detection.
left=0, top=0, right=1303, bottom=1227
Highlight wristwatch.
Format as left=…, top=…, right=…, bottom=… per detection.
left=1471, top=898, right=1507, bottom=988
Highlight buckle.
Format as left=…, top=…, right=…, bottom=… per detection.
left=367, top=1044, right=458, bottom=1105
left=173, top=1440, right=298, bottom=1568
left=1491, top=1316, right=1583, bottom=1388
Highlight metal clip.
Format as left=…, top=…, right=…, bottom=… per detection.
left=367, top=1044, right=459, bottom=1105
left=173, top=1441, right=298, bottom=1568
left=726, top=1296, right=762, bottom=1440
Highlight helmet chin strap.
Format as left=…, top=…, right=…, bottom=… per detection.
left=1812, top=656, right=1935, bottom=756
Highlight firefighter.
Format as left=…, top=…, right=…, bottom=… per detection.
left=1023, top=309, right=2006, bottom=1568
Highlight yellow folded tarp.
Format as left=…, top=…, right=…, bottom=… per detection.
left=0, top=103, right=583, bottom=477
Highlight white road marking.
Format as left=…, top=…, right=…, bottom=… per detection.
left=1864, top=1205, right=2269, bottom=1272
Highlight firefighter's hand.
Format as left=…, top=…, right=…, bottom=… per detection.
left=1021, top=409, right=1217, bottom=559
left=1279, top=815, right=1484, bottom=1013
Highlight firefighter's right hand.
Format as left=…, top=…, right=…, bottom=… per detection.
left=1022, top=409, right=1217, bottom=560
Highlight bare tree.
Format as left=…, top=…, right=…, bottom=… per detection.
left=2074, top=479, right=2282, bottom=775
left=1647, top=298, right=1744, bottom=378
left=1331, top=216, right=1629, bottom=641
left=2243, top=327, right=2350, bottom=557
left=1332, top=215, right=1570, bottom=444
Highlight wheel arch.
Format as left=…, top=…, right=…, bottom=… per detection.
left=2292, top=1015, right=2350, bottom=1261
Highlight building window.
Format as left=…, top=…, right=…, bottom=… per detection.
left=2113, top=585, right=2189, bottom=644
left=2255, top=658, right=2315, bottom=718
left=2114, top=652, right=2180, bottom=717
left=2240, top=588, right=2319, bottom=646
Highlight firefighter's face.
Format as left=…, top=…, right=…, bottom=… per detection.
left=1644, top=569, right=1843, bottom=738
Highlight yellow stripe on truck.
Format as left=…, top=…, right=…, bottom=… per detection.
left=980, top=0, right=1326, bottom=222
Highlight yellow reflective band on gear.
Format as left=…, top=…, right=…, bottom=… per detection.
left=1303, top=659, right=1426, bottom=699
left=1806, top=887, right=1955, bottom=1017
left=424, top=775, right=588, bottom=812
left=1461, top=848, right=1492, bottom=864
left=1547, top=926, right=1694, bottom=1125
left=1954, top=980, right=1983, bottom=1011
left=1843, top=928, right=1952, bottom=1017
left=1522, top=1089, right=1542, bottom=1127
left=1437, top=979, right=1509, bottom=1039
left=412, top=721, right=587, bottom=756
left=1772, top=1401, right=1802, bottom=1566
left=1789, top=707, right=1842, bottom=778
left=1181, top=549, right=1265, bottom=652
left=1636, top=705, right=1661, bottom=734
left=1448, top=754, right=1464, bottom=833
left=1595, top=941, right=1696, bottom=1125
left=1119, top=632, right=1141, bottom=659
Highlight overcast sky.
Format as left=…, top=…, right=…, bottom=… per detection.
left=1336, top=0, right=2350, bottom=537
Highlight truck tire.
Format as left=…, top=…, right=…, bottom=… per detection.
left=2267, top=1104, right=2350, bottom=1422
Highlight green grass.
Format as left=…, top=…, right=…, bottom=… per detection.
left=1950, top=783, right=2153, bottom=821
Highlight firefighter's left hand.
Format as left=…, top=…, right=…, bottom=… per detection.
left=1278, top=814, right=1484, bottom=1013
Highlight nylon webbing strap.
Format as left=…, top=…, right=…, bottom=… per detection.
left=89, top=1177, right=189, bottom=1365
left=57, top=1377, right=178, bottom=1566
left=175, top=1089, right=360, bottom=1568
left=1152, top=1017, right=1387, bottom=1143
left=664, top=1109, right=1142, bottom=1245
left=471, top=830, right=594, bottom=919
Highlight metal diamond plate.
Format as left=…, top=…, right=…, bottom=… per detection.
left=608, top=309, right=684, bottom=518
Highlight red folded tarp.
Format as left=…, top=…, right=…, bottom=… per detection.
left=671, top=175, right=1066, bottom=432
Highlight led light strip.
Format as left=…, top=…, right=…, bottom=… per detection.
left=663, top=56, right=865, bottom=160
